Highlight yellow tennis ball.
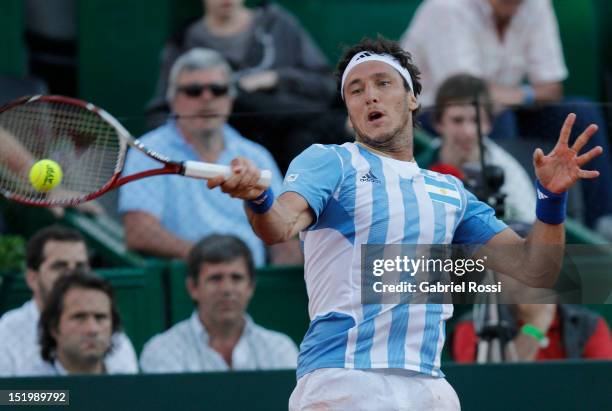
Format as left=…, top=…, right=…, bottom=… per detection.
left=29, top=159, right=63, bottom=192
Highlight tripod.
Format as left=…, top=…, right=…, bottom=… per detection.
left=474, top=274, right=518, bottom=363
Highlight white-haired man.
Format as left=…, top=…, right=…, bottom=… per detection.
left=119, top=47, right=299, bottom=265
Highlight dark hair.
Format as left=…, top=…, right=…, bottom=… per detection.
left=433, top=73, right=494, bottom=123
left=335, top=35, right=423, bottom=99
left=187, top=234, right=255, bottom=284
left=26, top=225, right=86, bottom=271
left=39, top=271, right=121, bottom=362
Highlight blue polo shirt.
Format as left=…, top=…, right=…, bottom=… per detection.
left=118, top=121, right=282, bottom=266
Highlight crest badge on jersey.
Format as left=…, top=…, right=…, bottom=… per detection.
left=423, top=175, right=461, bottom=208
left=285, top=173, right=299, bottom=183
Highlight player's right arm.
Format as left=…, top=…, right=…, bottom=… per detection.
left=208, top=145, right=341, bottom=244
left=247, top=191, right=313, bottom=245
left=207, top=158, right=314, bottom=245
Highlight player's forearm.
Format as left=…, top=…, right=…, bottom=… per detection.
left=483, top=220, right=564, bottom=288
left=514, top=220, right=565, bottom=288
left=246, top=201, right=301, bottom=245
left=245, top=191, right=313, bottom=246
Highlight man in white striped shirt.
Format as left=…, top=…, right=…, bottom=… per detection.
left=139, top=234, right=298, bottom=372
left=208, top=37, right=604, bottom=410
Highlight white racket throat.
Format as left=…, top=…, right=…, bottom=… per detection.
left=183, top=161, right=272, bottom=187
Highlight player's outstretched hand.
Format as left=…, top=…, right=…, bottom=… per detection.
left=207, top=157, right=267, bottom=200
left=534, top=113, right=603, bottom=193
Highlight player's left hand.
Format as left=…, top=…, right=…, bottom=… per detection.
left=534, top=113, right=603, bottom=193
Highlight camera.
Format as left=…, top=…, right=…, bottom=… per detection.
left=462, top=163, right=507, bottom=219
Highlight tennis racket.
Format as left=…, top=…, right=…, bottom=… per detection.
left=0, top=95, right=271, bottom=207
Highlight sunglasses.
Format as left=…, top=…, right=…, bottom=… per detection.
left=177, top=83, right=230, bottom=98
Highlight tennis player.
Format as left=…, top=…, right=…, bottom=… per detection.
left=208, top=37, right=603, bottom=410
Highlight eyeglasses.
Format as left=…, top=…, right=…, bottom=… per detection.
left=47, top=260, right=90, bottom=275
left=176, top=83, right=230, bottom=98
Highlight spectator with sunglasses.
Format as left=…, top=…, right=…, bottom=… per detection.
left=147, top=0, right=350, bottom=172
left=119, top=48, right=299, bottom=266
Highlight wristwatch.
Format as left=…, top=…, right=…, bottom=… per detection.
left=521, top=324, right=550, bottom=348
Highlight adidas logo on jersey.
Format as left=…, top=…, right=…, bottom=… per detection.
left=360, top=171, right=381, bottom=184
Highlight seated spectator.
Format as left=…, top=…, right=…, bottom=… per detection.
left=148, top=0, right=349, bottom=172
left=120, top=48, right=300, bottom=266
left=0, top=225, right=137, bottom=376
left=452, top=304, right=612, bottom=362
left=38, top=271, right=133, bottom=375
left=429, top=74, right=535, bottom=224
left=140, top=234, right=298, bottom=372
left=401, top=0, right=612, bottom=236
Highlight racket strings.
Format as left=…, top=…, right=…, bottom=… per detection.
left=0, top=99, right=122, bottom=205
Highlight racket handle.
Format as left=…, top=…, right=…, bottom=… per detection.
left=183, top=161, right=272, bottom=187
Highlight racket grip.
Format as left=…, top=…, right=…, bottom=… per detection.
left=183, top=161, right=272, bottom=187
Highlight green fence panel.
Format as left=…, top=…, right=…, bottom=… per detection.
left=0, top=266, right=166, bottom=354
left=0, top=269, right=30, bottom=314
left=0, top=199, right=56, bottom=240
left=0, top=0, right=26, bottom=76
left=593, top=0, right=612, bottom=103
left=276, top=0, right=421, bottom=64
left=586, top=304, right=612, bottom=328
left=248, top=265, right=310, bottom=345
left=0, top=201, right=145, bottom=268
left=447, top=360, right=612, bottom=411
left=553, top=0, right=601, bottom=100
left=61, top=210, right=146, bottom=268
left=565, top=218, right=609, bottom=244
left=167, top=261, right=309, bottom=346
left=0, top=361, right=610, bottom=411
left=166, top=260, right=190, bottom=324
left=76, top=0, right=172, bottom=136
left=594, top=0, right=612, bottom=69
left=97, top=266, right=167, bottom=353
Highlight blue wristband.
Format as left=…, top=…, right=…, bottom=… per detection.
left=535, top=180, right=567, bottom=225
left=246, top=188, right=274, bottom=214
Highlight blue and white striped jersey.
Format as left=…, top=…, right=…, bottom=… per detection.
left=281, top=143, right=507, bottom=379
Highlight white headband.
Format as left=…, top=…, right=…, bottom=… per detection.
left=340, top=52, right=415, bottom=100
